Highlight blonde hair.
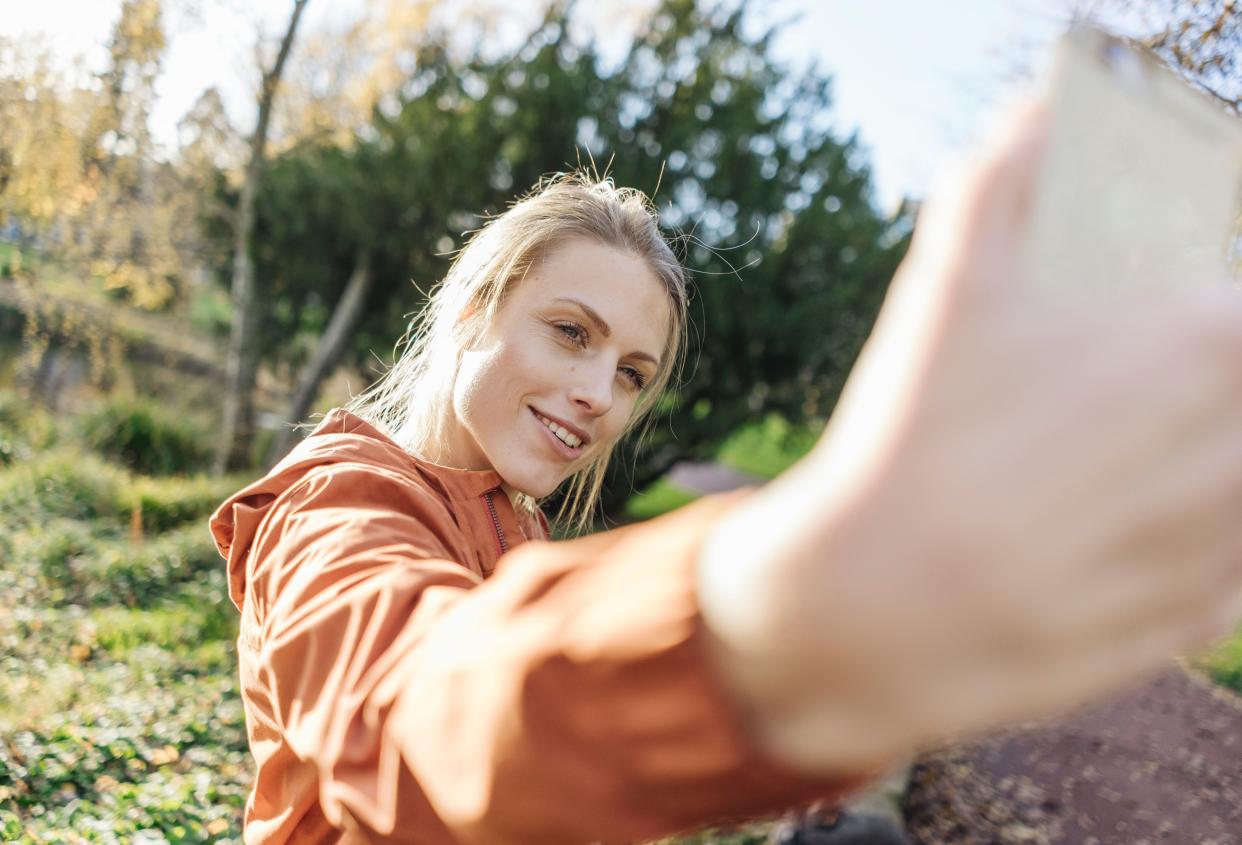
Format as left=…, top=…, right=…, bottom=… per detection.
left=346, top=172, right=688, bottom=534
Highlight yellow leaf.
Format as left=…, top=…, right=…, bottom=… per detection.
left=149, top=745, right=179, bottom=766
left=93, top=775, right=119, bottom=793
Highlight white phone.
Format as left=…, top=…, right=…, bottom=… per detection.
left=1021, top=27, right=1242, bottom=295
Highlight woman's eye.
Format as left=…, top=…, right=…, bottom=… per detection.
left=556, top=323, right=587, bottom=347
left=620, top=367, right=647, bottom=390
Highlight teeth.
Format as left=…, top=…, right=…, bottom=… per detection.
left=537, top=413, right=582, bottom=448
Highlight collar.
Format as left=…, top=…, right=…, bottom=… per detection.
left=313, top=408, right=506, bottom=501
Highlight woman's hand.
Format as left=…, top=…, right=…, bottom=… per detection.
left=697, top=100, right=1242, bottom=775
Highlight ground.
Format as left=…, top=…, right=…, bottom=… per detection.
left=902, top=663, right=1242, bottom=845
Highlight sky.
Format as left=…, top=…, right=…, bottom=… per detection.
left=1, top=0, right=1087, bottom=211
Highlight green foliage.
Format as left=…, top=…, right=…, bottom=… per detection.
left=0, top=390, right=58, bottom=465
left=185, top=283, right=231, bottom=340
left=716, top=414, right=819, bottom=480
left=12, top=521, right=224, bottom=608
left=0, top=242, right=18, bottom=276
left=79, top=395, right=211, bottom=476
left=622, top=478, right=700, bottom=522
left=0, top=449, right=129, bottom=524
left=1195, top=624, right=1242, bottom=695
left=83, top=525, right=225, bottom=607
left=0, top=658, right=249, bottom=842
left=93, top=600, right=237, bottom=658
left=0, top=389, right=251, bottom=838
left=118, top=473, right=241, bottom=533
left=205, top=0, right=910, bottom=513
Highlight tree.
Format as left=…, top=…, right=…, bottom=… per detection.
left=215, top=0, right=310, bottom=474
left=220, top=0, right=909, bottom=517
left=1124, top=0, right=1241, bottom=112
left=0, top=41, right=89, bottom=237
left=78, top=0, right=185, bottom=311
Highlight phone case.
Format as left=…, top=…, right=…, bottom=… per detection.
left=1021, top=27, right=1242, bottom=295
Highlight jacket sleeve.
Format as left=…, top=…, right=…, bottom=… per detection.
left=246, top=464, right=891, bottom=845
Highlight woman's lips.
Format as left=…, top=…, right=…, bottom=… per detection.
left=530, top=407, right=585, bottom=460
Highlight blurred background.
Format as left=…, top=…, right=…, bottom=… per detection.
left=0, top=1, right=1239, bottom=841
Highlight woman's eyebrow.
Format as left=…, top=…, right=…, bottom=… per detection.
left=553, top=296, right=661, bottom=367
left=554, top=297, right=611, bottom=337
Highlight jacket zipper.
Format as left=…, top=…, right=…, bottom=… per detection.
left=483, top=490, right=508, bottom=555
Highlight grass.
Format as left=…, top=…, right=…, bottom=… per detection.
left=623, top=477, right=701, bottom=521
left=624, top=413, right=820, bottom=523
left=716, top=414, right=820, bottom=480
left=3, top=386, right=1242, bottom=842
left=1193, top=623, right=1242, bottom=694
left=0, top=392, right=254, bottom=842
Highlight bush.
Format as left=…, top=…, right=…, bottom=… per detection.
left=0, top=450, right=127, bottom=525
left=716, top=414, right=820, bottom=480
left=0, top=391, right=58, bottom=464
left=118, top=473, right=243, bottom=534
left=186, top=285, right=231, bottom=340
left=1195, top=626, right=1242, bottom=696
left=79, top=396, right=210, bottom=476
left=92, top=599, right=237, bottom=657
left=623, top=479, right=699, bottom=523
left=77, top=525, right=225, bottom=608
left=9, top=519, right=99, bottom=602
left=10, top=521, right=224, bottom=609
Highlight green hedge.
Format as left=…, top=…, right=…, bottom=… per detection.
left=79, top=396, right=210, bottom=476
left=0, top=450, right=128, bottom=525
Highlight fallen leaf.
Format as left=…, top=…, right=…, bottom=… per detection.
left=149, top=745, right=179, bottom=766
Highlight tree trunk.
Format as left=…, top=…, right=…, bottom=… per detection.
left=214, top=0, right=310, bottom=475
left=265, top=252, right=373, bottom=466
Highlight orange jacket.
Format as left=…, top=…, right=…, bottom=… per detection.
left=210, top=409, right=878, bottom=844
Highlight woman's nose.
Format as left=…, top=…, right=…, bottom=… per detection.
left=568, top=362, right=615, bottom=417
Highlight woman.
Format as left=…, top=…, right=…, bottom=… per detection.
left=212, top=101, right=1242, bottom=844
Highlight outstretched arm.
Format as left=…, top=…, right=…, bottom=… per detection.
left=698, top=100, right=1242, bottom=773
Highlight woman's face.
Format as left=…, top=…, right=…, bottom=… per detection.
left=446, top=237, right=672, bottom=498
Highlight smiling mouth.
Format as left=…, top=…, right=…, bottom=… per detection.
left=531, top=409, right=585, bottom=450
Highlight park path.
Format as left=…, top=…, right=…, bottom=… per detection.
left=669, top=461, right=1242, bottom=845
left=901, top=664, right=1242, bottom=845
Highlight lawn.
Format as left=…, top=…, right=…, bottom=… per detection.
left=0, top=393, right=253, bottom=842
left=623, top=413, right=818, bottom=522
left=3, top=391, right=1240, bottom=843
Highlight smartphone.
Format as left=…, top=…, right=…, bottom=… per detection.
left=1021, top=27, right=1242, bottom=295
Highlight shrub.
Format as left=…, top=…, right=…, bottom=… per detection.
left=92, top=599, right=237, bottom=657
left=117, top=473, right=243, bottom=534
left=8, top=519, right=99, bottom=604
left=76, top=525, right=225, bottom=608
left=1196, top=627, right=1242, bottom=696
left=79, top=396, right=210, bottom=476
left=623, top=479, right=699, bottom=523
left=716, top=414, right=820, bottom=480
left=0, top=391, right=58, bottom=462
left=0, top=450, right=127, bottom=525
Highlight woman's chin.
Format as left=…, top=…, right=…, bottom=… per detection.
left=498, top=469, right=561, bottom=501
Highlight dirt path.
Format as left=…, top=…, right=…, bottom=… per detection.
left=901, top=663, right=1242, bottom=844
left=669, top=463, right=1242, bottom=844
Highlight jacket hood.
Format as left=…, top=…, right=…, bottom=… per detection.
left=210, top=409, right=505, bottom=611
